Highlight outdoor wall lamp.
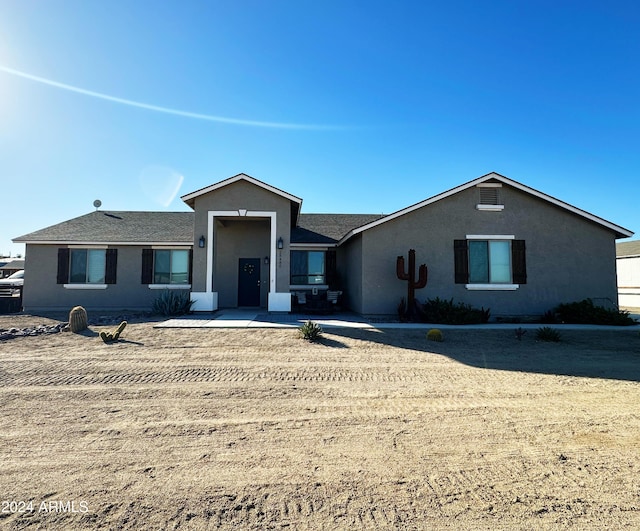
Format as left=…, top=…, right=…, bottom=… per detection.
left=277, top=237, right=284, bottom=250
left=264, top=256, right=269, bottom=265
left=198, top=235, right=205, bottom=248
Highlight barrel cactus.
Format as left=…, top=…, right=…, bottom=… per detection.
left=68, top=306, right=88, bottom=333
left=426, top=328, right=444, bottom=342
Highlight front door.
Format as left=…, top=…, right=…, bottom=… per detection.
left=238, top=258, right=261, bottom=307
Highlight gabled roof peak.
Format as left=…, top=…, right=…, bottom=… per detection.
left=338, top=172, right=633, bottom=243
left=181, top=173, right=302, bottom=209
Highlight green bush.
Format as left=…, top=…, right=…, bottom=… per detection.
left=426, top=329, right=444, bottom=342
left=151, top=290, right=195, bottom=316
left=553, top=299, right=636, bottom=326
left=299, top=320, right=323, bottom=342
left=535, top=326, right=562, bottom=342
left=421, top=297, right=490, bottom=325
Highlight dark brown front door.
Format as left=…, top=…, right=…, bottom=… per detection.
left=238, top=258, right=261, bottom=307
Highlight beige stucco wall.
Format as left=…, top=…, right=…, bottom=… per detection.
left=190, top=180, right=292, bottom=303
left=358, top=184, right=620, bottom=317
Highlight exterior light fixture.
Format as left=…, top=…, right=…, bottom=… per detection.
left=198, top=235, right=206, bottom=248
left=277, top=237, right=284, bottom=250
left=264, top=256, right=269, bottom=265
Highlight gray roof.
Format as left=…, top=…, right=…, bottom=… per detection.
left=292, top=214, right=386, bottom=244
left=0, top=259, right=24, bottom=270
left=617, top=240, right=640, bottom=258
left=13, top=211, right=383, bottom=246
left=13, top=211, right=195, bottom=244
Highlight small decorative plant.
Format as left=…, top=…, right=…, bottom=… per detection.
left=69, top=306, right=88, bottom=333
left=515, top=327, right=527, bottom=341
left=426, top=329, right=444, bottom=342
left=151, top=290, right=195, bottom=316
left=100, top=321, right=127, bottom=343
left=299, top=320, right=323, bottom=342
left=535, top=326, right=562, bottom=342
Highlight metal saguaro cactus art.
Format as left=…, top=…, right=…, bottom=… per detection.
left=396, top=249, right=428, bottom=318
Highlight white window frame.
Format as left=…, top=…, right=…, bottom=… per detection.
left=64, top=247, right=108, bottom=289
left=148, top=247, right=191, bottom=289
left=464, top=234, right=519, bottom=291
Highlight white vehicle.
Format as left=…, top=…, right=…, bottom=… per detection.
left=0, top=270, right=24, bottom=296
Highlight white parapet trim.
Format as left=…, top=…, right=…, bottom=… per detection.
left=191, top=291, right=218, bottom=312
left=268, top=292, right=292, bottom=312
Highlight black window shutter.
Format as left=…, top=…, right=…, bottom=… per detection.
left=454, top=240, right=469, bottom=284
left=105, top=249, right=118, bottom=284
left=326, top=250, right=337, bottom=286
left=512, top=240, right=527, bottom=284
left=141, top=249, right=154, bottom=284
left=57, top=248, right=70, bottom=284
left=188, top=249, right=193, bottom=284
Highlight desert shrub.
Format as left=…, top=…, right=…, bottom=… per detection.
left=426, top=329, right=444, bottom=342
left=299, top=320, right=322, bottom=342
left=151, top=290, right=195, bottom=316
left=540, top=309, right=558, bottom=324
left=535, top=326, right=562, bottom=342
left=553, top=299, right=636, bottom=326
left=421, top=297, right=490, bottom=325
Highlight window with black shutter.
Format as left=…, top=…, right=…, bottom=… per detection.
left=454, top=238, right=526, bottom=287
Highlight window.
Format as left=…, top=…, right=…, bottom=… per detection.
left=57, top=248, right=117, bottom=286
left=291, top=251, right=326, bottom=285
left=469, top=240, right=511, bottom=283
left=141, top=249, right=192, bottom=285
left=70, top=249, right=106, bottom=283
left=154, top=249, right=189, bottom=284
left=454, top=238, right=526, bottom=288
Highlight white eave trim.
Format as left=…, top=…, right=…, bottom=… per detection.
left=338, top=172, right=633, bottom=244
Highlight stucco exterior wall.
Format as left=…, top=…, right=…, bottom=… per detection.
left=191, top=180, right=292, bottom=297
left=617, top=256, right=640, bottom=308
left=337, top=235, right=363, bottom=313
left=22, top=244, right=183, bottom=311
left=359, top=184, right=620, bottom=317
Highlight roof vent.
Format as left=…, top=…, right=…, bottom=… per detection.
left=479, top=187, right=499, bottom=205
left=476, top=183, right=504, bottom=211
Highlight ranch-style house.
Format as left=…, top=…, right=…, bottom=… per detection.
left=13, top=172, right=634, bottom=318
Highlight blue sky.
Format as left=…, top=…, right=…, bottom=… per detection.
left=1, top=0, right=639, bottom=256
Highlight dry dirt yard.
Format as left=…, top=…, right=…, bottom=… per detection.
left=1, top=314, right=640, bottom=530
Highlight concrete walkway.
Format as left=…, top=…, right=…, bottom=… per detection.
left=155, top=309, right=640, bottom=331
